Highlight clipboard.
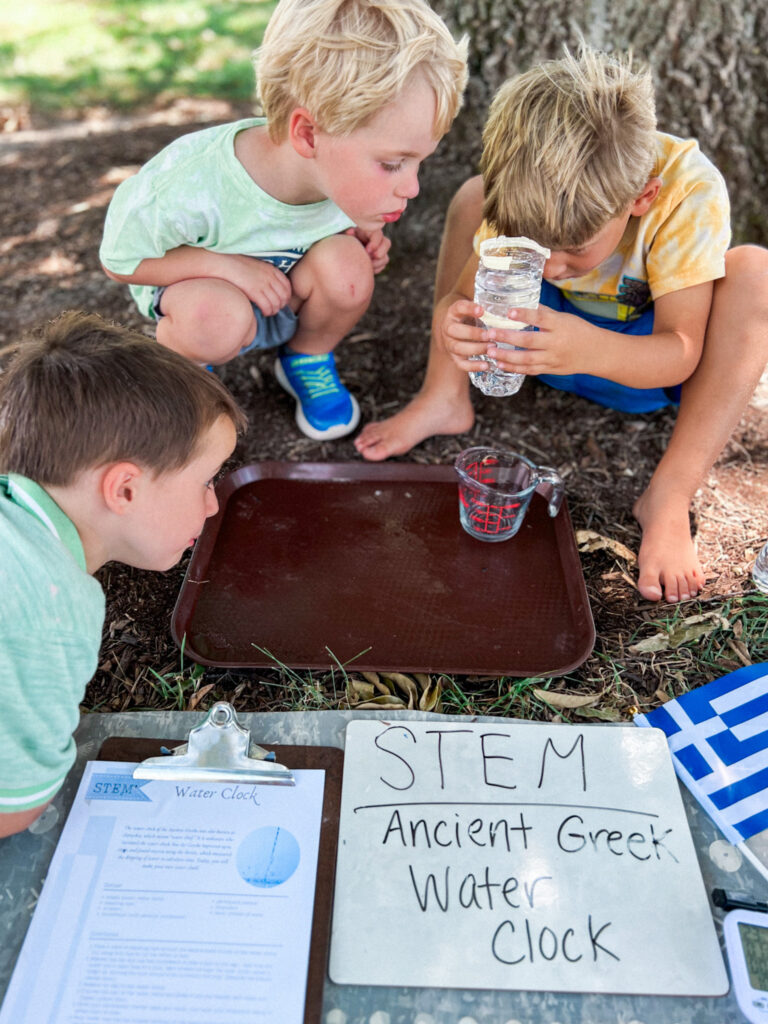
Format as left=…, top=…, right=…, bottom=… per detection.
left=93, top=704, right=342, bottom=1024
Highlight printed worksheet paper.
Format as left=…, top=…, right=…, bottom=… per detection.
left=0, top=762, right=325, bottom=1024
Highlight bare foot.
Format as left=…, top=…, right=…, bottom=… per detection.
left=633, top=486, right=706, bottom=602
left=354, top=392, right=475, bottom=461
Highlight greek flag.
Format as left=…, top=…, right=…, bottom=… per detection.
left=635, top=663, right=768, bottom=844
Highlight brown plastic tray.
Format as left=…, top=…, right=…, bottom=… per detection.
left=172, top=462, right=594, bottom=676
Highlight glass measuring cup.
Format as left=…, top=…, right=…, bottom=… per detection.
left=454, top=447, right=564, bottom=542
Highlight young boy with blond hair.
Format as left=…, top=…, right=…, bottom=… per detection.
left=357, top=47, right=768, bottom=604
left=0, top=311, right=246, bottom=838
left=100, top=0, right=467, bottom=441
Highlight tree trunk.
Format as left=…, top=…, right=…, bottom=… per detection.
left=431, top=0, right=768, bottom=244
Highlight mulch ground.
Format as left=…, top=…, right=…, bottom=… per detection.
left=2, top=100, right=766, bottom=718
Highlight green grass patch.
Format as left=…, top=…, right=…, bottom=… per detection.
left=0, top=0, right=278, bottom=114
left=247, top=644, right=355, bottom=712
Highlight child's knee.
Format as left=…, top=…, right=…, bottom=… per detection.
left=724, top=244, right=768, bottom=285
left=307, top=234, right=375, bottom=311
left=715, top=246, right=768, bottom=340
left=161, top=282, right=256, bottom=362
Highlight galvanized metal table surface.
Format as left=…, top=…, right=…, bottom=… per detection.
left=0, top=709, right=762, bottom=1024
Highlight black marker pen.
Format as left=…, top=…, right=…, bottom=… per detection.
left=712, top=887, right=768, bottom=913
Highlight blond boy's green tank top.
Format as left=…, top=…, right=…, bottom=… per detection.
left=99, top=118, right=355, bottom=319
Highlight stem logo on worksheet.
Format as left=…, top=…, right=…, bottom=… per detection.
left=86, top=773, right=152, bottom=802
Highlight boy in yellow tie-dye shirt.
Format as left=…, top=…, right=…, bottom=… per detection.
left=357, top=47, right=768, bottom=605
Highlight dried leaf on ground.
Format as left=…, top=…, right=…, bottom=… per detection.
left=532, top=688, right=600, bottom=709
left=383, top=672, right=419, bottom=709
left=346, top=679, right=376, bottom=704
left=576, top=529, right=637, bottom=563
left=187, top=683, right=215, bottom=711
left=574, top=706, right=624, bottom=721
left=628, top=611, right=730, bottom=653
left=355, top=694, right=408, bottom=710
left=419, top=678, right=443, bottom=712
left=726, top=637, right=753, bottom=666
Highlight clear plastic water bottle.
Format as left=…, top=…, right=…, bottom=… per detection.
left=470, top=236, right=550, bottom=398
left=753, top=540, right=768, bottom=594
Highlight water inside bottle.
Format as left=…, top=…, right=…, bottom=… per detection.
left=468, top=361, right=525, bottom=397
left=470, top=236, right=549, bottom=398
left=475, top=270, right=542, bottom=316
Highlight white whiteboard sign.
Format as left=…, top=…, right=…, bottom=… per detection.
left=329, top=721, right=727, bottom=996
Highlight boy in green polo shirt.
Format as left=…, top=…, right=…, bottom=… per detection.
left=0, top=311, right=246, bottom=838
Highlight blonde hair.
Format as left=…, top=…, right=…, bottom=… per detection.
left=255, top=0, right=468, bottom=142
left=481, top=47, right=657, bottom=249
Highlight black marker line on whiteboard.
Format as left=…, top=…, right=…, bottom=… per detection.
left=352, top=800, right=660, bottom=818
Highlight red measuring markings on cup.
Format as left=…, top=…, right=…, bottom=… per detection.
left=467, top=499, right=523, bottom=535
left=455, top=446, right=564, bottom=543
left=466, top=457, right=500, bottom=484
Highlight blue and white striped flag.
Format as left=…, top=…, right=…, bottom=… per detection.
left=635, top=663, right=768, bottom=845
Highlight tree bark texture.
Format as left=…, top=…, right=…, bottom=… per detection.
left=431, top=0, right=767, bottom=244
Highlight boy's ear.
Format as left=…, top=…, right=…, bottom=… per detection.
left=288, top=108, right=319, bottom=158
left=630, top=177, right=662, bottom=217
left=100, top=462, right=144, bottom=514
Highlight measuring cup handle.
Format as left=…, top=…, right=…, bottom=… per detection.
left=535, top=466, right=564, bottom=518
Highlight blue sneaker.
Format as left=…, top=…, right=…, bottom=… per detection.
left=274, top=347, right=360, bottom=440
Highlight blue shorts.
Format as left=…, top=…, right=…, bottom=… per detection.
left=536, top=280, right=681, bottom=413
left=152, top=287, right=298, bottom=353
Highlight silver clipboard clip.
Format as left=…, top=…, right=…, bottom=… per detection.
left=133, top=702, right=294, bottom=785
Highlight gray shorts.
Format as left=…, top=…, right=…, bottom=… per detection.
left=152, top=286, right=298, bottom=352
